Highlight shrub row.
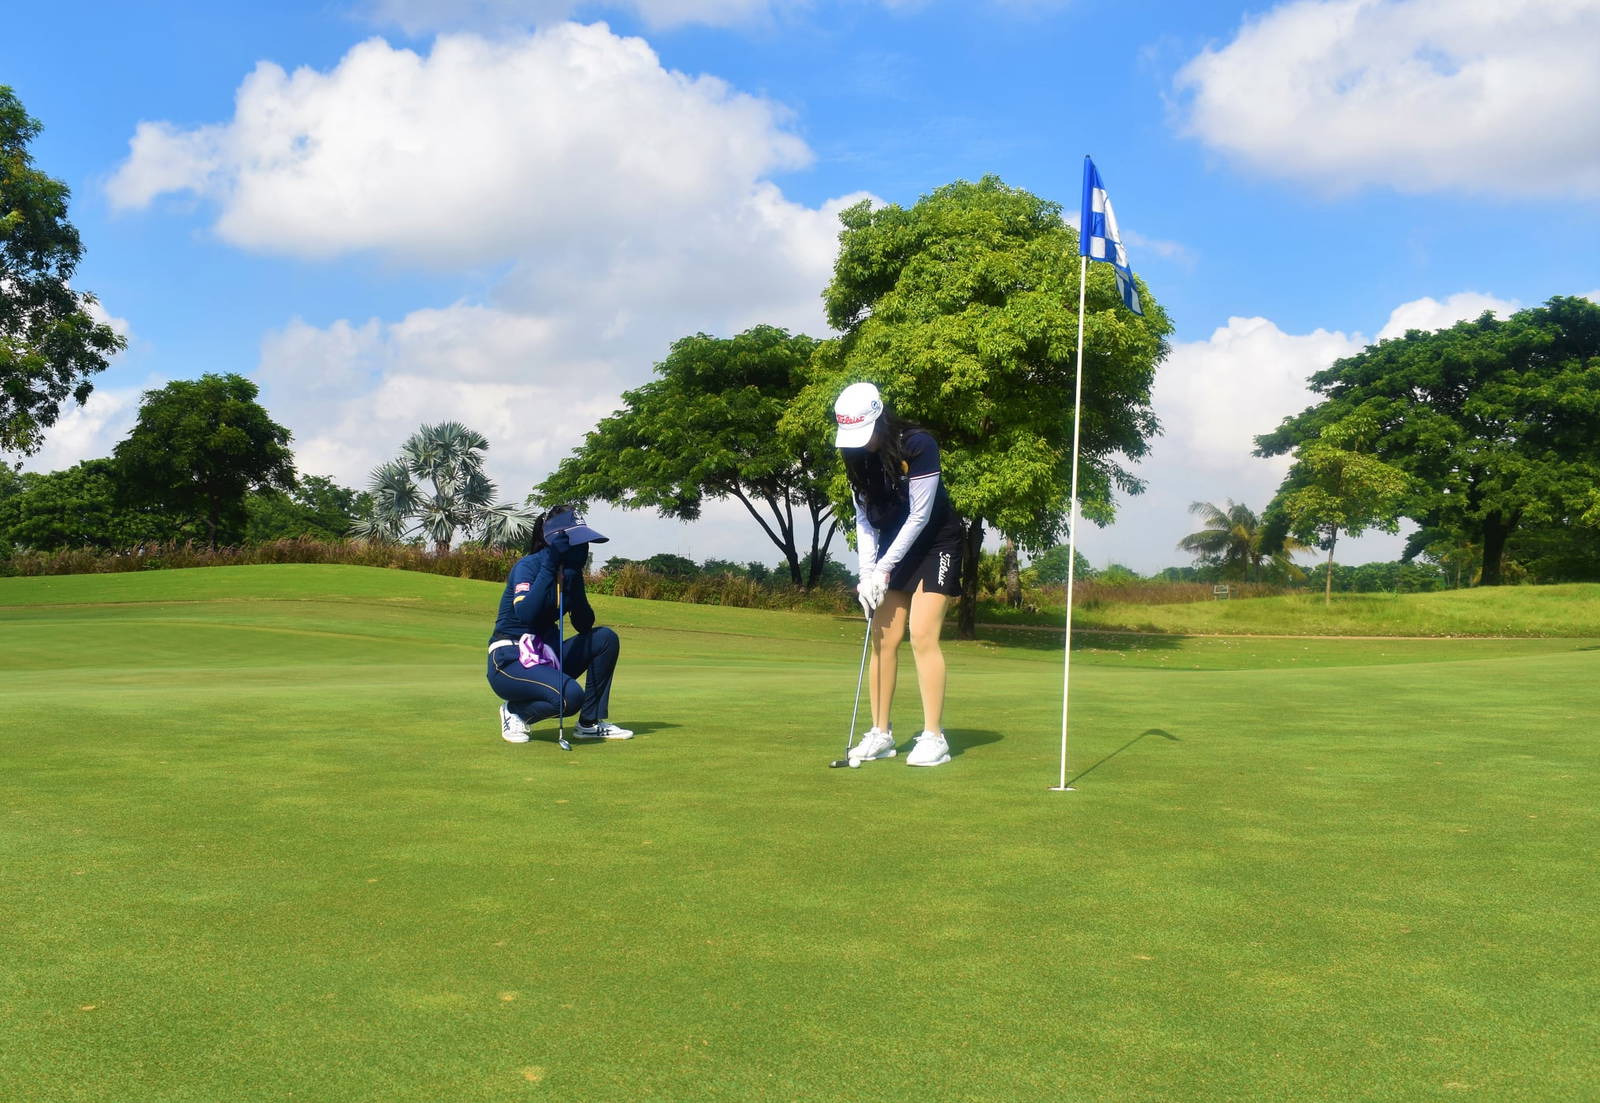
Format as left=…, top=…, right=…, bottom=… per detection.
left=0, top=538, right=863, bottom=615
left=589, top=563, right=859, bottom=615
left=4, top=539, right=1290, bottom=619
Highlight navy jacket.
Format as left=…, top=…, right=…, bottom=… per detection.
left=490, top=546, right=595, bottom=644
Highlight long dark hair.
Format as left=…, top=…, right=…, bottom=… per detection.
left=841, top=405, right=922, bottom=526
left=527, top=503, right=574, bottom=555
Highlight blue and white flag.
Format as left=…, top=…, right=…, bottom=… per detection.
left=1079, top=156, right=1142, bottom=316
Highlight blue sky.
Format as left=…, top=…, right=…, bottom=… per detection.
left=7, top=0, right=1599, bottom=572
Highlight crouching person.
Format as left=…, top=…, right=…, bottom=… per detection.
left=487, top=505, right=633, bottom=744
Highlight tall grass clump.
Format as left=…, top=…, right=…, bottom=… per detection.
left=0, top=538, right=522, bottom=581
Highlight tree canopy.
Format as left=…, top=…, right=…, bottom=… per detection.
left=1, top=86, right=125, bottom=457
left=1029, top=543, right=1095, bottom=584
left=1256, top=296, right=1600, bottom=585
left=113, top=373, right=296, bottom=548
left=538, top=326, right=837, bottom=586
left=1261, top=414, right=1413, bottom=602
left=246, top=475, right=371, bottom=543
left=789, top=175, right=1172, bottom=633
left=0, top=458, right=180, bottom=551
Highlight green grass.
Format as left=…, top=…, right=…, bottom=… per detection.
left=980, top=582, right=1600, bottom=638
left=3, top=565, right=1597, bottom=1101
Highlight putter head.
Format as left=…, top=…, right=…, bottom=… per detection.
left=828, top=758, right=850, bottom=768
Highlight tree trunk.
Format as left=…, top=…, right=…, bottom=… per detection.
left=1479, top=513, right=1510, bottom=586
left=1324, top=528, right=1338, bottom=606
left=1002, top=537, right=1022, bottom=608
left=803, top=515, right=839, bottom=589
left=727, top=485, right=803, bottom=585
left=957, top=518, right=983, bottom=640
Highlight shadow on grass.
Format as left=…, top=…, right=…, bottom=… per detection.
left=1065, top=727, right=1180, bottom=786
left=532, top=720, right=681, bottom=746
left=973, top=627, right=1188, bottom=653
left=945, top=728, right=1003, bottom=758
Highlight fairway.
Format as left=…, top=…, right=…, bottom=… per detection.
left=2, top=566, right=1597, bottom=1101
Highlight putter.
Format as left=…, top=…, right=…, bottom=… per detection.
left=829, top=607, right=873, bottom=768
left=555, top=573, right=571, bottom=751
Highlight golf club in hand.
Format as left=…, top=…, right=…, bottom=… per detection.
left=829, top=606, right=873, bottom=768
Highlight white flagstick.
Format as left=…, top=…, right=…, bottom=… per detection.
left=1051, top=251, right=1089, bottom=792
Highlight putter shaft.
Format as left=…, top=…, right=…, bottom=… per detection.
left=835, top=609, right=872, bottom=766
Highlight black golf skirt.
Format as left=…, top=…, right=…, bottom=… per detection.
left=887, top=535, right=963, bottom=597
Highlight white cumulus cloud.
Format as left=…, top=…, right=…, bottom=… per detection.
left=1174, top=0, right=1600, bottom=198
left=105, top=23, right=871, bottom=529
left=1375, top=291, right=1517, bottom=339
left=108, top=25, right=814, bottom=266
left=19, top=385, right=147, bottom=476
left=257, top=307, right=621, bottom=491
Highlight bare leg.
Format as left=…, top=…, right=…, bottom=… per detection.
left=869, top=591, right=911, bottom=734
left=908, top=584, right=949, bottom=733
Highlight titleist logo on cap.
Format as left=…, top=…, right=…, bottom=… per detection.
left=836, top=411, right=873, bottom=426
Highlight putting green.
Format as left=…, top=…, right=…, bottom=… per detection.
left=2, top=566, right=1595, bottom=1101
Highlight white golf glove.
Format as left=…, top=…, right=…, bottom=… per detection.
left=856, top=568, right=889, bottom=610
left=856, top=576, right=876, bottom=611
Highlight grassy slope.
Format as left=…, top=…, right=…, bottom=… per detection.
left=983, top=582, right=1600, bottom=638
left=2, top=565, right=1597, bottom=1101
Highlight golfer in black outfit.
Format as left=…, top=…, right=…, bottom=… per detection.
left=834, top=382, right=964, bottom=768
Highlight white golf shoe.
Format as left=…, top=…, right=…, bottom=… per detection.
left=849, top=727, right=896, bottom=763
left=576, top=720, right=635, bottom=740
left=906, top=730, right=950, bottom=767
left=499, top=704, right=530, bottom=744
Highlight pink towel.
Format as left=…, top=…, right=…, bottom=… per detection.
left=517, top=632, right=559, bottom=669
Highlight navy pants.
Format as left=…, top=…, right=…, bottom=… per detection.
left=487, top=627, right=620, bottom=727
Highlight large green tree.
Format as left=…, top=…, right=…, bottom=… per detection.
left=113, top=373, right=296, bottom=548
left=1, top=86, right=126, bottom=457
left=790, top=176, right=1172, bottom=635
left=246, top=475, right=371, bottom=543
left=353, top=422, right=536, bottom=554
left=1029, top=544, right=1095, bottom=585
left=539, top=326, right=838, bottom=587
left=1257, top=296, right=1600, bottom=586
left=0, top=458, right=181, bottom=551
left=1261, top=415, right=1413, bottom=603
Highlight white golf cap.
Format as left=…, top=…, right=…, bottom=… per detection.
left=833, top=381, right=884, bottom=448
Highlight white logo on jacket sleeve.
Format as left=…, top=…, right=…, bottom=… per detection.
left=515, top=582, right=530, bottom=593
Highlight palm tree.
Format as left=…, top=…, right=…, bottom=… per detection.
left=1178, top=499, right=1307, bottom=582
left=351, top=422, right=537, bottom=553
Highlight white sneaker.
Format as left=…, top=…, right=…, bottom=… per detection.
left=906, top=730, right=950, bottom=767
left=576, top=720, right=634, bottom=740
left=849, top=728, right=896, bottom=763
left=499, top=704, right=530, bottom=744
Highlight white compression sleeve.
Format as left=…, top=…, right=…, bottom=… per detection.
left=854, top=494, right=879, bottom=573
left=876, top=473, right=937, bottom=575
